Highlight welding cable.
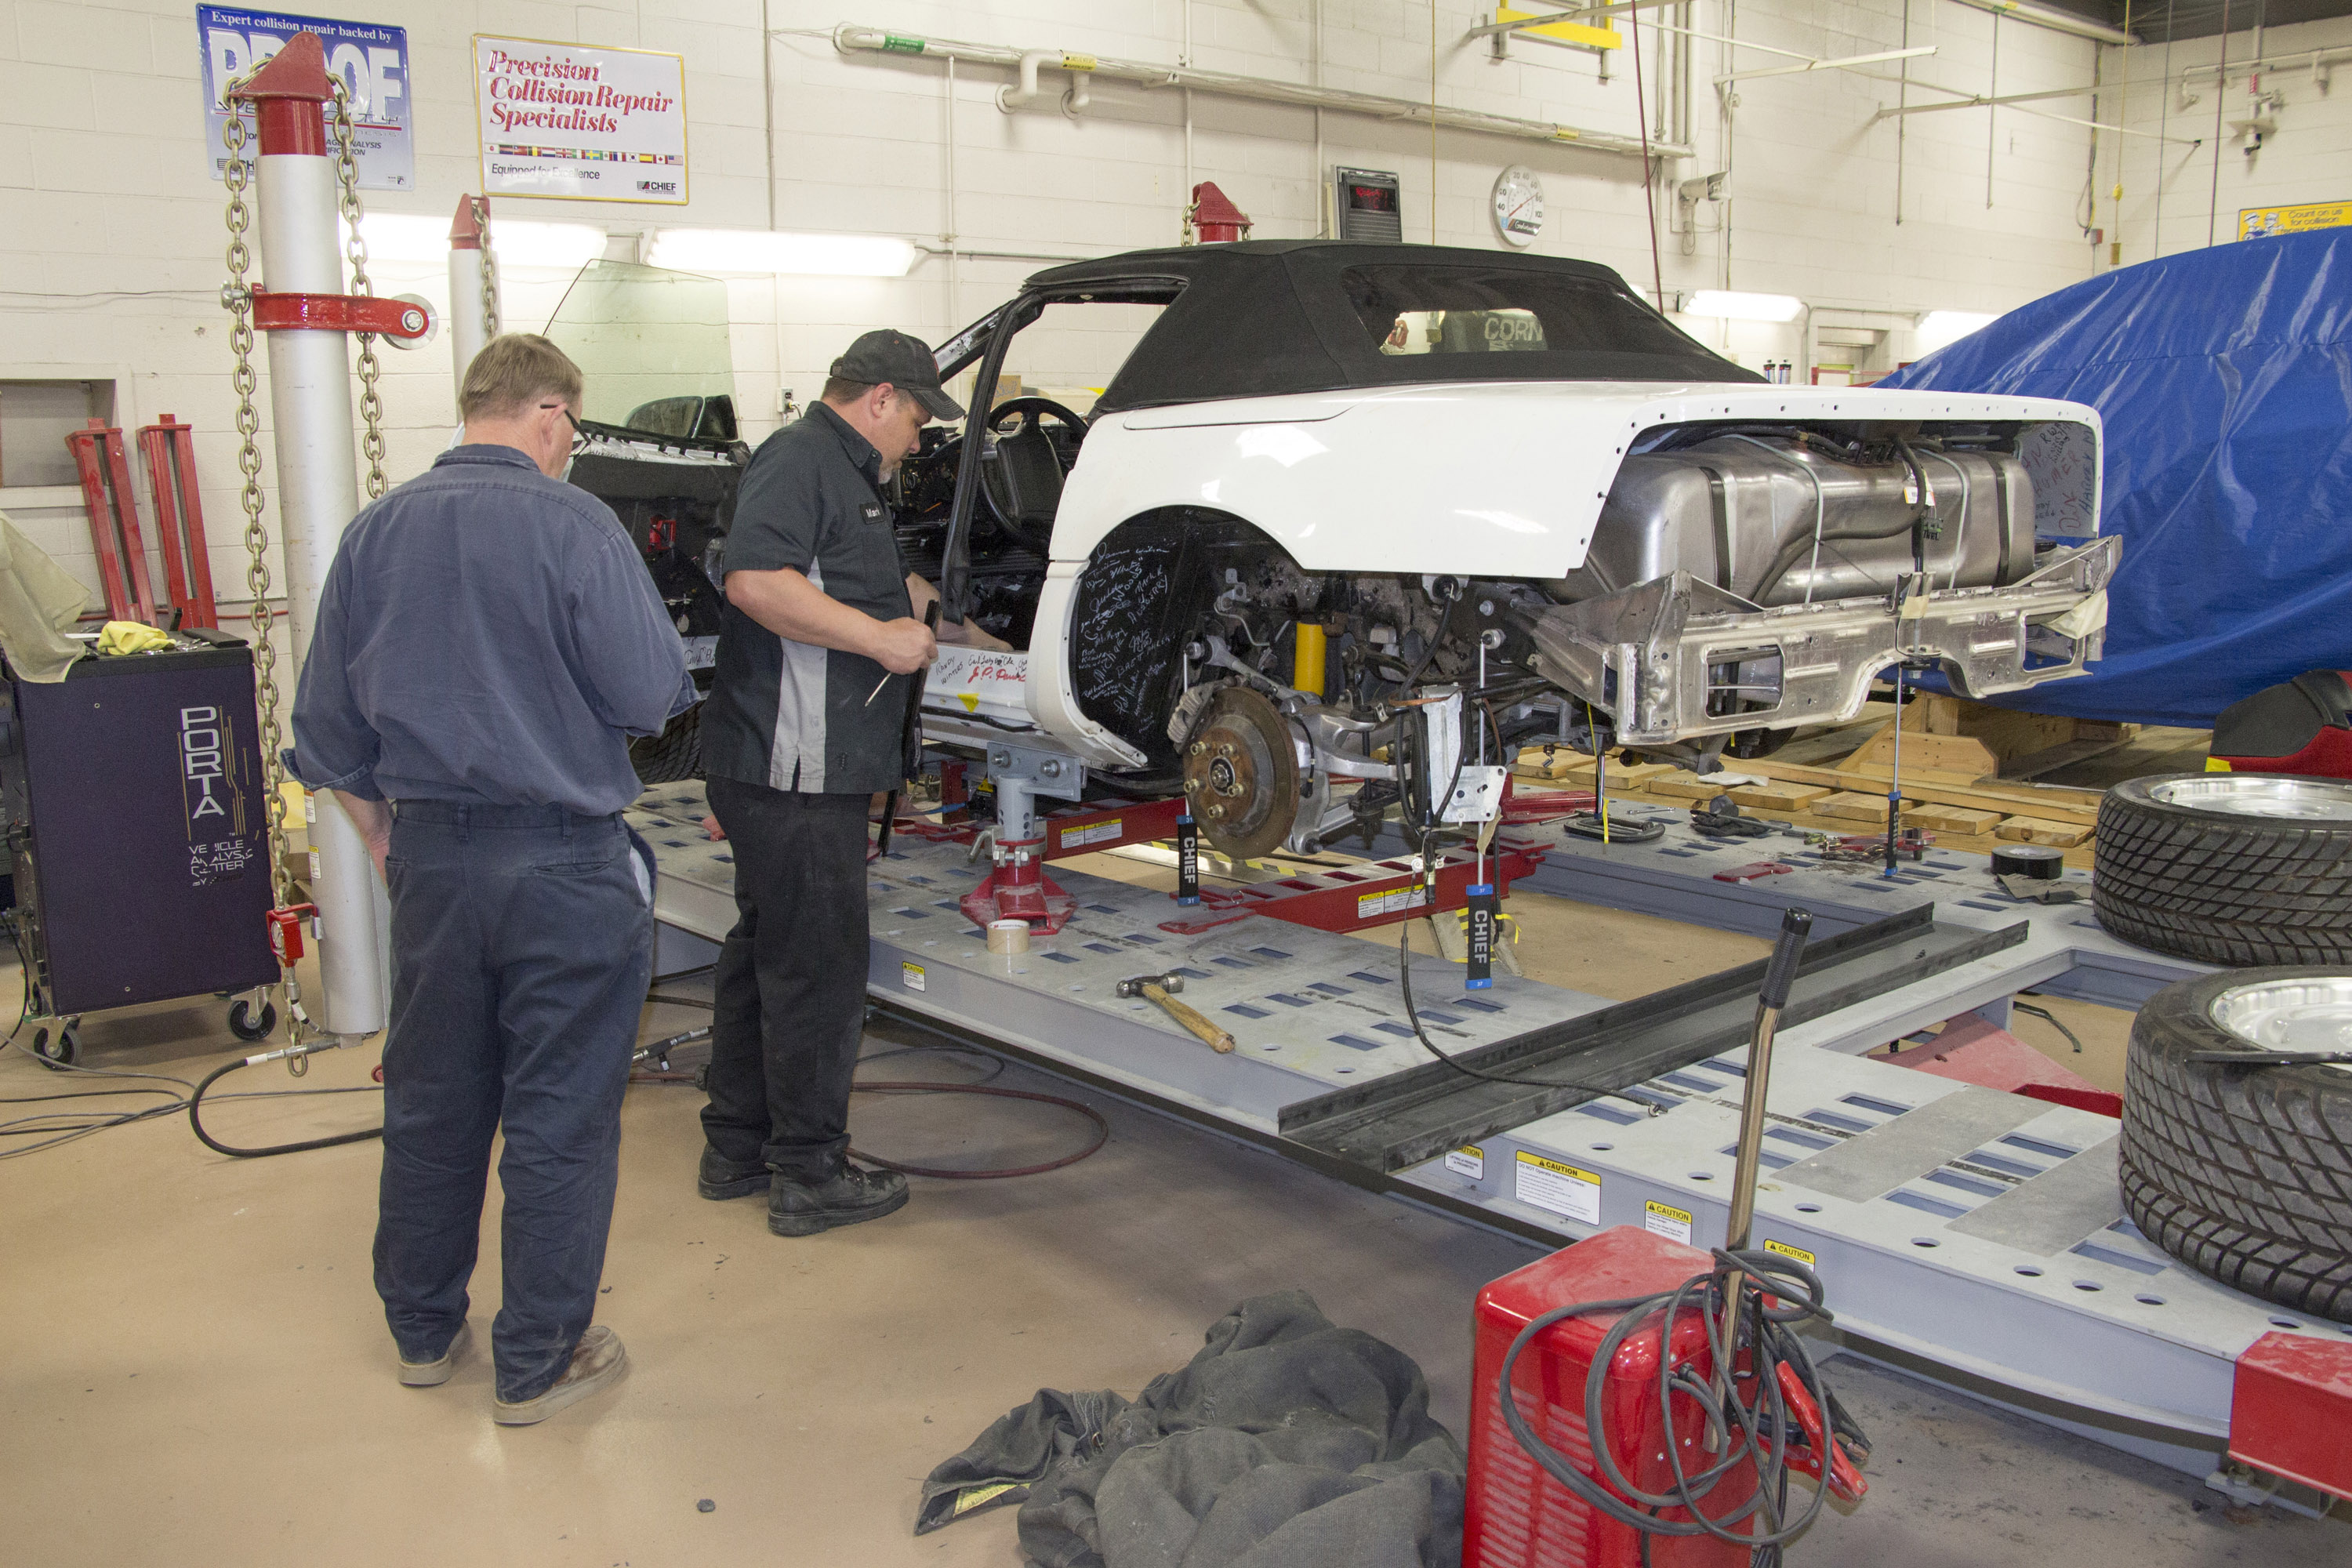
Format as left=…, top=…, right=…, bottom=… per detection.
left=2013, top=998, right=2086, bottom=1055
left=848, top=1080, right=1109, bottom=1179
left=1497, top=1249, right=1868, bottom=1552
left=187, top=1054, right=385, bottom=1160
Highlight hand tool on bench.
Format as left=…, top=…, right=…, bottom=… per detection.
left=1115, top=971, right=1236, bottom=1054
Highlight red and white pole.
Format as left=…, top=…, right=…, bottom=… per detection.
left=231, top=34, right=387, bottom=1040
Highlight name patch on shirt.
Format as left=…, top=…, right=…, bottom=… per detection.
left=861, top=503, right=884, bottom=522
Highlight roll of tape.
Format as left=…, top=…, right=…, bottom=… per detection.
left=986, top=919, right=1031, bottom=955
left=1991, top=844, right=2066, bottom=880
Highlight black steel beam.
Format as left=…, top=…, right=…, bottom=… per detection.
left=1277, top=905, right=2029, bottom=1174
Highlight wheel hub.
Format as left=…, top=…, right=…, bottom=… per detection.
left=2148, top=775, right=2352, bottom=821
left=2212, top=977, right=2352, bottom=1066
left=1181, top=688, right=1301, bottom=858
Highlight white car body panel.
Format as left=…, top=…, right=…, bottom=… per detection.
left=1051, top=381, right=2104, bottom=579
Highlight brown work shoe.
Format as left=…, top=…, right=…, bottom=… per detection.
left=491, top=1325, right=629, bottom=1426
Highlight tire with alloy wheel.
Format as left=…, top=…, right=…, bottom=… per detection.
left=2119, top=967, right=2352, bottom=1321
left=2093, top=772, right=2352, bottom=967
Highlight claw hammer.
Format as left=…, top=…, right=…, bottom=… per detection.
left=1116, top=971, right=1236, bottom=1054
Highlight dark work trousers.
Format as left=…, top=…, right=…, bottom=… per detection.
left=375, top=801, right=654, bottom=1403
left=699, top=777, right=873, bottom=1181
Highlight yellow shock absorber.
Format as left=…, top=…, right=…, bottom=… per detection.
left=1293, top=620, right=1327, bottom=697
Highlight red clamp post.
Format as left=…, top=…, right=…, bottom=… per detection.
left=249, top=289, right=434, bottom=340
left=267, top=903, right=318, bottom=967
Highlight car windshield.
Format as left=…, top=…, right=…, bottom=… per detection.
left=1343, top=264, right=1690, bottom=359
left=543, top=260, right=735, bottom=430
left=950, top=299, right=1170, bottom=418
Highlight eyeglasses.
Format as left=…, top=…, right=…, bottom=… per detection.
left=547, top=404, right=589, bottom=458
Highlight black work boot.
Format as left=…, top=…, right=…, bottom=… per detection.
left=768, top=1160, right=909, bottom=1236
left=698, top=1147, right=772, bottom=1201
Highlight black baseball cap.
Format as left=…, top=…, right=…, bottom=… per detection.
left=829, top=329, right=964, bottom=421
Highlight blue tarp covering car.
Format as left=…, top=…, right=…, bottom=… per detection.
left=1878, top=230, right=2352, bottom=728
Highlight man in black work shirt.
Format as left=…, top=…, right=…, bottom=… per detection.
left=290, top=334, right=693, bottom=1424
left=696, top=329, right=967, bottom=1235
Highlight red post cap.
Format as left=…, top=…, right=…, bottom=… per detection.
left=449, top=193, right=489, bottom=251
left=1189, top=182, right=1253, bottom=244
left=229, top=31, right=331, bottom=158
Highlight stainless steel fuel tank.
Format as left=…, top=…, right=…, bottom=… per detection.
left=1547, top=437, right=2034, bottom=608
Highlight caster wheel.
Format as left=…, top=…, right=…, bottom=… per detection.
left=30, top=1025, right=78, bottom=1068
left=227, top=999, right=277, bottom=1043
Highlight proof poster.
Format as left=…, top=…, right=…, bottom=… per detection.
left=473, top=35, right=688, bottom=205
left=198, top=6, right=414, bottom=191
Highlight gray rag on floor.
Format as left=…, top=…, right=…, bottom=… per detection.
left=915, top=1291, right=1465, bottom=1568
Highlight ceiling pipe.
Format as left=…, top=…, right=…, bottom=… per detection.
left=834, top=23, right=1693, bottom=160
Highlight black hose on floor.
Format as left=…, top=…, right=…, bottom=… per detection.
left=187, top=1055, right=384, bottom=1160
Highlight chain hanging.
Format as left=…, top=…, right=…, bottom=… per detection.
left=216, top=82, right=305, bottom=1040
left=470, top=194, right=500, bottom=345
left=328, top=78, right=389, bottom=501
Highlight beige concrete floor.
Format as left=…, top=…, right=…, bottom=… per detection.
left=1, top=880, right=2341, bottom=1565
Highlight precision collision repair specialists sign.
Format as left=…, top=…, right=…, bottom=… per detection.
left=197, top=6, right=413, bottom=191
left=473, top=35, right=688, bottom=204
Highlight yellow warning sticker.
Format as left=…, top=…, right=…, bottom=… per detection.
left=1515, top=1150, right=1601, bottom=1224
left=1356, top=885, right=1429, bottom=920
left=1445, top=1145, right=1484, bottom=1180
left=901, top=961, right=926, bottom=993
left=1059, top=818, right=1123, bottom=850
left=1764, top=1238, right=1816, bottom=1266
left=1643, top=1200, right=1694, bottom=1247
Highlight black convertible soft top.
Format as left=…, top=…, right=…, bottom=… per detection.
left=1019, top=240, right=1758, bottom=413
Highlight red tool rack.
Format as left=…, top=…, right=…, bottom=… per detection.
left=64, top=419, right=158, bottom=624
left=889, top=789, right=1547, bottom=938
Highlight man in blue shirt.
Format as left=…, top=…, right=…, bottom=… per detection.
left=289, top=334, right=693, bottom=1426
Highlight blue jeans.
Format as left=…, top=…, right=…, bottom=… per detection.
left=375, top=801, right=653, bottom=1403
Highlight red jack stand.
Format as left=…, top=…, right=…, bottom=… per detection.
left=955, top=744, right=1091, bottom=935
left=959, top=837, right=1076, bottom=931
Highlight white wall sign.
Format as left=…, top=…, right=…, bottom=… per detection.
left=473, top=36, right=688, bottom=205
left=198, top=6, right=413, bottom=191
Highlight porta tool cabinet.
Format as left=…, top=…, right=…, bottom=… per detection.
left=1, top=637, right=279, bottom=1064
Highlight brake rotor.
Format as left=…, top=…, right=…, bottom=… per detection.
left=1181, top=687, right=1301, bottom=859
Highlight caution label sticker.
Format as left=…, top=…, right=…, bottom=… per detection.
left=1643, top=1200, right=1694, bottom=1247
left=901, top=961, right=927, bottom=993
left=1445, top=1145, right=1484, bottom=1181
left=1059, top=818, right=1123, bottom=849
left=1514, top=1150, right=1601, bottom=1225
left=1763, top=1238, right=1816, bottom=1266
left=1356, top=885, right=1430, bottom=921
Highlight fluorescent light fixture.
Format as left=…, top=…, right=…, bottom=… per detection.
left=489, top=220, right=607, bottom=270
left=644, top=228, right=917, bottom=277
left=1918, top=310, right=1998, bottom=350
left=343, top=214, right=604, bottom=270
left=1948, top=0, right=2136, bottom=45
left=1681, top=290, right=1805, bottom=323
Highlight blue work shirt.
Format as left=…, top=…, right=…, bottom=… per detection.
left=287, top=444, right=696, bottom=817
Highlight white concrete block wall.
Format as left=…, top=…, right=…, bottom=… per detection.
left=2, top=0, right=2136, bottom=625
left=2104, top=13, right=2352, bottom=263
